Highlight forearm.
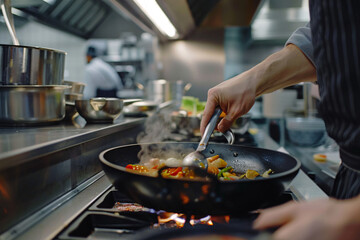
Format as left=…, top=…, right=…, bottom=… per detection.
left=245, top=44, right=317, bottom=97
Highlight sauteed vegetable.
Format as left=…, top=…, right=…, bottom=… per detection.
left=125, top=155, right=273, bottom=180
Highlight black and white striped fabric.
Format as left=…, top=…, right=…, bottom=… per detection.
left=310, top=0, right=360, bottom=198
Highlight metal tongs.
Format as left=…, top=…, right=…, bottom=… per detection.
left=183, top=107, right=234, bottom=170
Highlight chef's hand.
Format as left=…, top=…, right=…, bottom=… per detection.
left=253, top=197, right=360, bottom=240
left=200, top=71, right=257, bottom=134
left=200, top=44, right=316, bottom=135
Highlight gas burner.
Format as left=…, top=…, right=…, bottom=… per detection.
left=131, top=222, right=271, bottom=240
left=55, top=189, right=294, bottom=240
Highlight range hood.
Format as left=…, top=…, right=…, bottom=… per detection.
left=11, top=0, right=309, bottom=41
left=109, top=0, right=309, bottom=42
left=252, top=0, right=309, bottom=41
left=15, top=0, right=111, bottom=38
left=13, top=0, right=145, bottom=39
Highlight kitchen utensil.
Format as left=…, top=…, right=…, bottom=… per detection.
left=174, top=80, right=192, bottom=107
left=123, top=100, right=158, bottom=117
left=123, top=98, right=142, bottom=106
left=146, top=79, right=192, bottom=104
left=75, top=98, right=124, bottom=123
left=182, top=107, right=222, bottom=169
left=65, top=93, right=83, bottom=103
left=0, top=44, right=66, bottom=85
left=64, top=93, right=83, bottom=120
left=171, top=112, right=201, bottom=135
left=1, top=0, right=19, bottom=45
left=63, top=81, right=86, bottom=94
left=99, top=142, right=301, bottom=215
left=147, top=79, right=171, bottom=104
left=285, top=117, right=326, bottom=147
left=0, top=85, right=70, bottom=125
left=65, top=102, right=77, bottom=121
left=231, top=113, right=252, bottom=134
left=263, top=89, right=297, bottom=118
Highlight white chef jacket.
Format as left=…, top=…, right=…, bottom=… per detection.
left=83, top=58, right=122, bottom=99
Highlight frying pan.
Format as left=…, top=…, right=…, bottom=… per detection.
left=99, top=142, right=300, bottom=215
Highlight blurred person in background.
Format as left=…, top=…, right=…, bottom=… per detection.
left=200, top=1, right=360, bottom=239
left=83, top=45, right=123, bottom=99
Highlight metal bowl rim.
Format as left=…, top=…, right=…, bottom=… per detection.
left=75, top=98, right=123, bottom=103
left=63, top=81, right=86, bottom=86
left=0, top=85, right=71, bottom=89
left=0, top=44, right=67, bottom=54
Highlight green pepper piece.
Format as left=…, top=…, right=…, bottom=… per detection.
left=217, top=166, right=233, bottom=179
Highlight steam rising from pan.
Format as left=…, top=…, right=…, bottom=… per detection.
left=136, top=107, right=194, bottom=164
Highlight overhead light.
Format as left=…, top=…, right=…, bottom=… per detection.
left=132, top=0, right=179, bottom=39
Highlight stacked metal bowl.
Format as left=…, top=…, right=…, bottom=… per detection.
left=63, top=80, right=86, bottom=121
left=0, top=44, right=69, bottom=125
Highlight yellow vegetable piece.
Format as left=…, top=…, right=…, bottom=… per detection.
left=248, top=128, right=258, bottom=135
left=262, top=169, right=273, bottom=178
left=211, top=158, right=227, bottom=169
left=207, top=155, right=220, bottom=163
left=245, top=169, right=260, bottom=179
left=223, top=172, right=236, bottom=178
left=313, top=154, right=327, bottom=162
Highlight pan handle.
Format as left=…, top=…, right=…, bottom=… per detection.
left=222, top=129, right=235, bottom=145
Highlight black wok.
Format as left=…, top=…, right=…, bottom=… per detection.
left=99, top=142, right=300, bottom=215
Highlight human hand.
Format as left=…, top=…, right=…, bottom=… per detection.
left=200, top=44, right=317, bottom=136
left=253, top=198, right=360, bottom=240
left=200, top=71, right=257, bottom=135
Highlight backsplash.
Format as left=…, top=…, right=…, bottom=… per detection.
left=0, top=21, right=87, bottom=83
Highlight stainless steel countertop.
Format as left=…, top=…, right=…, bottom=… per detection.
left=0, top=115, right=146, bottom=170
left=252, top=126, right=327, bottom=200
left=284, top=143, right=338, bottom=194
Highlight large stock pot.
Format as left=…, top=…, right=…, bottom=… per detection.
left=0, top=44, right=66, bottom=85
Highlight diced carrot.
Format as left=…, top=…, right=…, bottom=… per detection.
left=313, top=154, right=327, bottom=162
left=207, top=155, right=220, bottom=163
left=207, top=164, right=219, bottom=175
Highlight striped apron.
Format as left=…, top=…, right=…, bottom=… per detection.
left=310, top=0, right=360, bottom=199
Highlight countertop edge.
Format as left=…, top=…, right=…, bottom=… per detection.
left=0, top=118, right=146, bottom=170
